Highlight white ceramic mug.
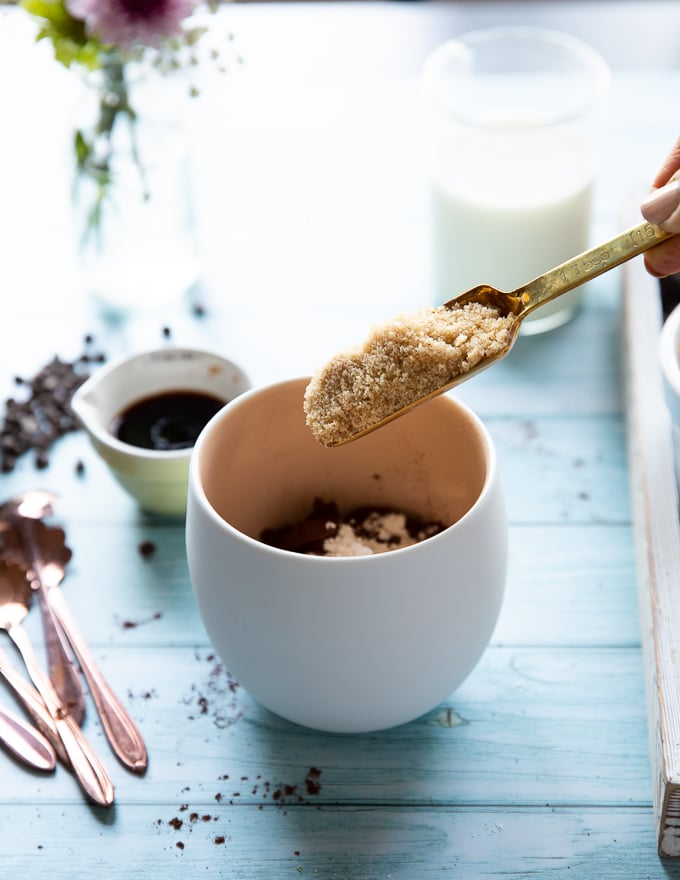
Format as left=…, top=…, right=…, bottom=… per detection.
left=186, top=377, right=508, bottom=733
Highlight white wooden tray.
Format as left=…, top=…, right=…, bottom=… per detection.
left=623, top=258, right=680, bottom=858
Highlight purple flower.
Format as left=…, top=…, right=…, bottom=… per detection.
left=66, top=0, right=195, bottom=50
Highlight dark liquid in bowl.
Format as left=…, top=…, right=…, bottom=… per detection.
left=111, top=391, right=225, bottom=451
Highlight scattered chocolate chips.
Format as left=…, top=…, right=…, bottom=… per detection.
left=0, top=342, right=105, bottom=473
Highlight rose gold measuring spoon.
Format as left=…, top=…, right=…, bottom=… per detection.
left=0, top=644, right=66, bottom=764
left=0, top=492, right=147, bottom=773
left=0, top=701, right=56, bottom=772
left=308, top=221, right=674, bottom=446
left=0, top=560, right=114, bottom=807
left=0, top=492, right=85, bottom=724
left=36, top=524, right=148, bottom=773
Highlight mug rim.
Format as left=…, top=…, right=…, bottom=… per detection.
left=421, top=25, right=612, bottom=128
left=188, top=376, right=500, bottom=561
left=660, top=303, right=680, bottom=398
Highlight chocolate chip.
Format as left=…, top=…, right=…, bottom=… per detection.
left=0, top=349, right=105, bottom=473
left=138, top=540, right=156, bottom=560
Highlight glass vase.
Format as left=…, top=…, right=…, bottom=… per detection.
left=72, top=56, right=200, bottom=312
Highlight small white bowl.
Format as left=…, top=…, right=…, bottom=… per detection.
left=660, top=303, right=680, bottom=482
left=72, top=347, right=250, bottom=516
left=660, top=303, right=680, bottom=417
left=186, top=377, right=507, bottom=733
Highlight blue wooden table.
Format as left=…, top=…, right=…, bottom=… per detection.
left=1, top=1, right=680, bottom=875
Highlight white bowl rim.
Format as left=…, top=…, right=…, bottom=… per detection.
left=660, top=303, right=680, bottom=398
left=188, top=376, right=500, bottom=562
left=72, top=346, right=250, bottom=462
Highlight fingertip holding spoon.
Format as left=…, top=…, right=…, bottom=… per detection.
left=304, top=221, right=674, bottom=446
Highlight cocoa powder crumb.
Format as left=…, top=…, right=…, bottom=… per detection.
left=138, top=540, right=156, bottom=560
left=305, top=767, right=322, bottom=795
left=304, top=302, right=513, bottom=446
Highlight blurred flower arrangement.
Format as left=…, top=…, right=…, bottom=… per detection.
left=20, top=0, right=225, bottom=233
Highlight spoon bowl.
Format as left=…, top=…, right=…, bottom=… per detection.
left=307, top=220, right=673, bottom=446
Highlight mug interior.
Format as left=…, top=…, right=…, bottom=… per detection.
left=196, top=378, right=490, bottom=542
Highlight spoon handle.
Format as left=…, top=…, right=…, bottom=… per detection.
left=16, top=521, right=86, bottom=725
left=8, top=624, right=114, bottom=807
left=48, top=589, right=148, bottom=773
left=34, top=583, right=86, bottom=724
left=0, top=703, right=56, bottom=772
left=0, top=646, right=67, bottom=765
left=519, top=221, right=673, bottom=315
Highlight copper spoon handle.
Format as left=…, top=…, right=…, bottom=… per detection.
left=49, top=589, right=148, bottom=773
left=0, top=703, right=56, bottom=771
left=0, top=646, right=66, bottom=764
left=33, top=582, right=85, bottom=723
left=8, top=624, right=114, bottom=807
left=17, top=522, right=86, bottom=725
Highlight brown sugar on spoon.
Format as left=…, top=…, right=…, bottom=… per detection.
left=304, top=301, right=514, bottom=447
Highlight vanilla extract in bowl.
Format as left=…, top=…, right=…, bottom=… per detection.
left=110, top=390, right=225, bottom=451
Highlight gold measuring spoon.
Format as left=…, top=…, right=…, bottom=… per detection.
left=0, top=560, right=114, bottom=807
left=305, top=221, right=674, bottom=447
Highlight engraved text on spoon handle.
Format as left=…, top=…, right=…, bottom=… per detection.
left=520, top=222, right=674, bottom=314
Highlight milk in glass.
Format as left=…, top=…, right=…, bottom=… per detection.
left=431, top=126, right=594, bottom=330
left=422, top=29, right=610, bottom=334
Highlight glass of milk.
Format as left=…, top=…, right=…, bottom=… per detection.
left=422, top=27, right=610, bottom=335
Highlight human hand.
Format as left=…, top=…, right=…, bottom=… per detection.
left=641, top=137, right=680, bottom=277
